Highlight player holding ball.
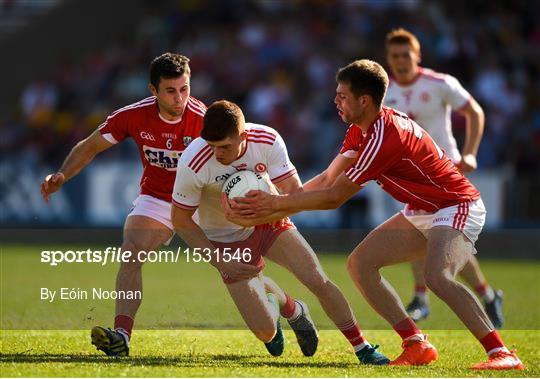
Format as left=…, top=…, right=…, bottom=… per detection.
left=171, top=100, right=390, bottom=364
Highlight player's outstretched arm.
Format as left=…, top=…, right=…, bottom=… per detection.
left=303, top=154, right=356, bottom=191
left=235, top=173, right=360, bottom=218
left=457, top=98, right=485, bottom=173
left=40, top=130, right=113, bottom=202
left=171, top=205, right=261, bottom=281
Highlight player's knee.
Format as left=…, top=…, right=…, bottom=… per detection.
left=119, top=242, right=146, bottom=271
left=347, top=250, right=372, bottom=277
left=252, top=327, right=276, bottom=343
left=303, top=275, right=332, bottom=296
left=346, top=252, right=360, bottom=277
left=424, top=269, right=453, bottom=294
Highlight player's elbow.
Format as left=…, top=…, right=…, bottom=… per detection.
left=75, top=138, right=100, bottom=161
left=318, top=171, right=334, bottom=189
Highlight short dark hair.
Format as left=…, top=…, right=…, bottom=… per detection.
left=149, top=53, right=191, bottom=89
left=336, top=59, right=389, bottom=107
left=385, top=28, right=421, bottom=55
left=201, top=100, right=245, bottom=142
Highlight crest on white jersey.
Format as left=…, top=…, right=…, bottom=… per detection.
left=255, top=163, right=267, bottom=173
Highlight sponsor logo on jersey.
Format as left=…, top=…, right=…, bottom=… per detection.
left=254, top=163, right=267, bottom=173
left=433, top=217, right=450, bottom=223
left=215, top=173, right=232, bottom=182
left=223, top=176, right=242, bottom=196
left=162, top=132, right=177, bottom=139
left=140, top=132, right=156, bottom=141
left=234, top=163, right=247, bottom=171
left=143, top=145, right=181, bottom=171
left=402, top=89, right=413, bottom=105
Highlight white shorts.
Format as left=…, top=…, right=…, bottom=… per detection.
left=128, top=194, right=174, bottom=230
left=401, top=198, right=486, bottom=246
left=127, top=195, right=199, bottom=246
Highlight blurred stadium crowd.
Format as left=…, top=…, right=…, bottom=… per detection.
left=1, top=0, right=539, bottom=227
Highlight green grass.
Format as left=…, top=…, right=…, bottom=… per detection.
left=1, top=330, right=538, bottom=377
left=1, top=243, right=539, bottom=376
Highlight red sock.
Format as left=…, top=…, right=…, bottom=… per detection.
left=114, top=315, right=134, bottom=338
left=337, top=319, right=366, bottom=347
left=280, top=293, right=296, bottom=318
left=475, top=282, right=488, bottom=297
left=479, top=330, right=504, bottom=354
left=393, top=317, right=421, bottom=340
left=415, top=285, right=428, bottom=293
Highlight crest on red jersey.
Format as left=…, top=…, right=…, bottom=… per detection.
left=255, top=163, right=267, bottom=173
left=183, top=136, right=192, bottom=146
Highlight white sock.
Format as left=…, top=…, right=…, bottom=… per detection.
left=354, top=341, right=371, bottom=352
left=404, top=333, right=424, bottom=342
left=487, top=346, right=509, bottom=356
left=482, top=286, right=496, bottom=303
left=115, top=328, right=131, bottom=345
left=415, top=291, right=428, bottom=303
left=287, top=300, right=303, bottom=321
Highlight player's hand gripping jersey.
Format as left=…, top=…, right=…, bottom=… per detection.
left=385, top=68, right=471, bottom=163
left=340, top=106, right=479, bottom=212
left=98, top=96, right=206, bottom=201
left=173, top=124, right=297, bottom=242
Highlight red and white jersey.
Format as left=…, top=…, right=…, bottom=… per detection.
left=340, top=106, right=480, bottom=212
left=98, top=96, right=206, bottom=201
left=172, top=123, right=297, bottom=242
left=385, top=67, right=471, bottom=163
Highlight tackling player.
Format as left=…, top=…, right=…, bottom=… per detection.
left=231, top=60, right=523, bottom=370
left=384, top=28, right=503, bottom=327
left=171, top=100, right=389, bottom=364
left=40, top=53, right=206, bottom=356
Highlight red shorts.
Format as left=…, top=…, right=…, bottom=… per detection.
left=211, top=219, right=295, bottom=284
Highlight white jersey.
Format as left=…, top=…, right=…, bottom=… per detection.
left=172, top=123, right=297, bottom=242
left=385, top=67, right=471, bottom=163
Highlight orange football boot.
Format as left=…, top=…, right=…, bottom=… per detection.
left=472, top=350, right=524, bottom=370
left=390, top=335, right=438, bottom=366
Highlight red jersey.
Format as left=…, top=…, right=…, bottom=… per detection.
left=98, top=96, right=206, bottom=201
left=340, top=106, right=480, bottom=211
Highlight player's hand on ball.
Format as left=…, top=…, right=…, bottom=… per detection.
left=458, top=154, right=477, bottom=173
left=233, top=190, right=275, bottom=218
left=220, top=193, right=255, bottom=225
left=40, top=172, right=66, bottom=202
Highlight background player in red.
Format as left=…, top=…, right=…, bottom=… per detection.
left=40, top=53, right=206, bottom=356
left=384, top=28, right=503, bottom=327
left=229, top=60, right=524, bottom=370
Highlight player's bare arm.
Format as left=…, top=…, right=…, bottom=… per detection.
left=171, top=205, right=261, bottom=280
left=236, top=173, right=359, bottom=218
left=40, top=130, right=114, bottom=202
left=457, top=98, right=485, bottom=173
left=303, top=154, right=356, bottom=191
left=224, top=174, right=302, bottom=226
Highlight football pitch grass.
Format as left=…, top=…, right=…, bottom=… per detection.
left=1, top=243, right=539, bottom=376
